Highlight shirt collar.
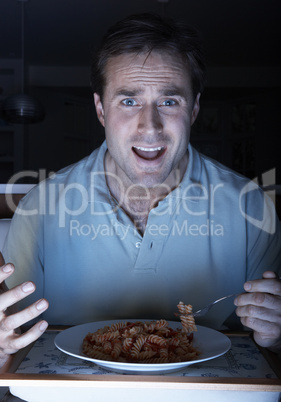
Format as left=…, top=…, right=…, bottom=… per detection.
left=165, top=143, right=204, bottom=201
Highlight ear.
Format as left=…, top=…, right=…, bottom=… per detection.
left=191, top=93, right=201, bottom=125
left=94, top=93, right=105, bottom=127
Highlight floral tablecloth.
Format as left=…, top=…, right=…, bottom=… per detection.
left=15, top=332, right=277, bottom=378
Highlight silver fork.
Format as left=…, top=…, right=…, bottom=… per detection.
left=180, top=293, right=241, bottom=318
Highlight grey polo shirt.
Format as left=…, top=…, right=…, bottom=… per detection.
left=3, top=141, right=281, bottom=329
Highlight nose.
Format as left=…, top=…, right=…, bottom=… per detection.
left=137, top=104, right=163, bottom=136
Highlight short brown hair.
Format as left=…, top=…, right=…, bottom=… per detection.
left=91, top=13, right=206, bottom=101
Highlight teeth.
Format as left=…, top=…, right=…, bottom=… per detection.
left=133, top=146, right=163, bottom=152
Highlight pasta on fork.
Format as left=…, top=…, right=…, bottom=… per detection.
left=82, top=302, right=199, bottom=363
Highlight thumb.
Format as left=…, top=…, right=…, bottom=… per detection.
left=262, top=271, right=279, bottom=279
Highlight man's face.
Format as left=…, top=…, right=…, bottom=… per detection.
left=94, top=51, right=200, bottom=190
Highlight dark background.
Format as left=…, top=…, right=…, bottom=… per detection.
left=0, top=0, right=280, bottom=192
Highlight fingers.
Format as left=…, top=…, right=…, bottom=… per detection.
left=235, top=301, right=281, bottom=348
left=244, top=317, right=281, bottom=349
left=14, top=320, right=49, bottom=351
left=1, top=298, right=49, bottom=332
left=234, top=291, right=281, bottom=311
left=1, top=320, right=49, bottom=355
left=234, top=283, right=281, bottom=322
left=0, top=253, right=49, bottom=361
left=0, top=252, right=13, bottom=280
left=0, top=279, right=49, bottom=334
left=238, top=314, right=280, bottom=336
left=235, top=272, right=281, bottom=349
left=0, top=262, right=15, bottom=292
left=243, top=272, right=281, bottom=296
left=262, top=271, right=279, bottom=279
left=0, top=289, right=49, bottom=357
left=0, top=281, right=37, bottom=312
left=236, top=301, right=281, bottom=322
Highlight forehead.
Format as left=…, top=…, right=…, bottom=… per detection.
left=103, top=51, right=191, bottom=92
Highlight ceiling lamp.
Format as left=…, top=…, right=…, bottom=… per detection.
left=1, top=0, right=45, bottom=124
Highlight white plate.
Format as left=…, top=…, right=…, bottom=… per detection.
left=54, top=320, right=231, bottom=374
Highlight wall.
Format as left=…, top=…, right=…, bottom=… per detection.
left=25, top=86, right=104, bottom=180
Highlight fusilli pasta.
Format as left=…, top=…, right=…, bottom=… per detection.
left=82, top=302, right=199, bottom=363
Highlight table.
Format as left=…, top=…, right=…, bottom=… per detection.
left=0, top=328, right=280, bottom=402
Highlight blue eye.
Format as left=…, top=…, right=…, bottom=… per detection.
left=162, top=99, right=176, bottom=106
left=122, top=99, right=137, bottom=106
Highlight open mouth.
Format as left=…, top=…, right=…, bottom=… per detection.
left=132, top=146, right=165, bottom=161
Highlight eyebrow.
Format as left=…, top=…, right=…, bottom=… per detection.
left=113, top=86, right=187, bottom=98
left=161, top=86, right=187, bottom=98
left=113, top=88, right=143, bottom=98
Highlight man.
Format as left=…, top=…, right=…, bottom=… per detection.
left=0, top=13, right=281, bottom=369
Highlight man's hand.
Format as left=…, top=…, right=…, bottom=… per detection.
left=0, top=252, right=49, bottom=368
left=235, top=271, right=281, bottom=352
